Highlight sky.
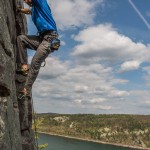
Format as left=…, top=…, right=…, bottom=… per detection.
left=25, top=0, right=150, bottom=114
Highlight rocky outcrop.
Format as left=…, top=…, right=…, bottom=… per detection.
left=0, top=0, right=36, bottom=149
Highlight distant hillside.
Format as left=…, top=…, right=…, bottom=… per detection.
left=36, top=114, right=150, bottom=149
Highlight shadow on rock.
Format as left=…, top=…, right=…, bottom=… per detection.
left=0, top=82, right=10, bottom=97
left=0, top=65, right=10, bottom=97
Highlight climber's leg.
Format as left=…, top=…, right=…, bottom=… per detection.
left=25, top=41, right=50, bottom=94
left=16, top=35, right=41, bottom=64
left=24, top=33, right=57, bottom=95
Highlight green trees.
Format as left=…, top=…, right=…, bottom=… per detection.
left=36, top=114, right=150, bottom=148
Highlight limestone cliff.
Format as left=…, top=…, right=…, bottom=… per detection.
left=0, top=0, right=36, bottom=149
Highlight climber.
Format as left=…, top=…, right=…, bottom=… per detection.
left=16, top=0, right=60, bottom=97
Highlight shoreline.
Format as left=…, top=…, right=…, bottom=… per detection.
left=38, top=131, right=150, bottom=150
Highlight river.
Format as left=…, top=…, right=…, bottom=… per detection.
left=38, top=133, right=136, bottom=150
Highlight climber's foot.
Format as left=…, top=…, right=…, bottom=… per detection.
left=22, top=88, right=28, bottom=95
left=16, top=64, right=29, bottom=76
left=21, top=64, right=29, bottom=75
left=18, top=88, right=28, bottom=100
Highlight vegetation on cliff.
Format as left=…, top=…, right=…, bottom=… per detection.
left=36, top=114, right=150, bottom=149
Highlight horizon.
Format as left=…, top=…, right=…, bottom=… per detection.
left=37, top=112, right=150, bottom=115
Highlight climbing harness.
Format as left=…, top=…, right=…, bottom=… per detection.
left=40, top=38, right=60, bottom=67
left=50, top=38, right=60, bottom=51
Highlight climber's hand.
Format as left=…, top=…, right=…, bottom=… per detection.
left=17, top=8, right=31, bottom=15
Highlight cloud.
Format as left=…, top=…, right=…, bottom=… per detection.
left=38, top=57, right=69, bottom=79
left=145, top=101, right=150, bottom=104
left=32, top=56, right=131, bottom=113
left=31, top=54, right=149, bottom=114
left=73, top=99, right=82, bottom=104
left=72, top=98, right=112, bottom=110
left=49, top=0, right=103, bottom=30
left=88, top=98, right=106, bottom=104
left=71, top=24, right=150, bottom=71
left=120, top=60, right=141, bottom=72
left=130, top=90, right=150, bottom=104
left=94, top=105, right=112, bottom=110
left=82, top=105, right=112, bottom=110
left=75, top=85, right=89, bottom=93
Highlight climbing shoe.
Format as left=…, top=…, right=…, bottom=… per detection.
left=18, top=92, right=26, bottom=101
left=50, top=38, right=60, bottom=52
left=18, top=88, right=28, bottom=100
left=16, top=64, right=30, bottom=76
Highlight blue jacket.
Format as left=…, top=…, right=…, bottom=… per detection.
left=31, top=0, right=57, bottom=34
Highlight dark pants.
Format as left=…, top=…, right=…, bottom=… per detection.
left=16, top=31, right=58, bottom=93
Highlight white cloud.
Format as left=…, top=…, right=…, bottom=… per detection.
left=130, top=90, right=150, bottom=100
left=49, top=0, right=103, bottom=30
left=73, top=99, right=82, bottom=104
left=120, top=60, right=141, bottom=72
left=108, top=90, right=130, bottom=98
left=145, top=101, right=150, bottom=104
left=38, top=56, right=69, bottom=79
left=75, top=85, right=89, bottom=93
left=72, top=99, right=112, bottom=110
left=89, top=98, right=106, bottom=104
left=33, top=56, right=131, bottom=113
left=72, top=24, right=150, bottom=71
left=94, top=105, right=112, bottom=110
left=31, top=54, right=149, bottom=114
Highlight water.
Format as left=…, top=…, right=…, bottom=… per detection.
left=38, top=133, right=136, bottom=150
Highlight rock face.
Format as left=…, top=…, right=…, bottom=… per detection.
left=0, top=0, right=36, bottom=149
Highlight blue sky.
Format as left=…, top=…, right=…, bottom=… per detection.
left=25, top=0, right=150, bottom=114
